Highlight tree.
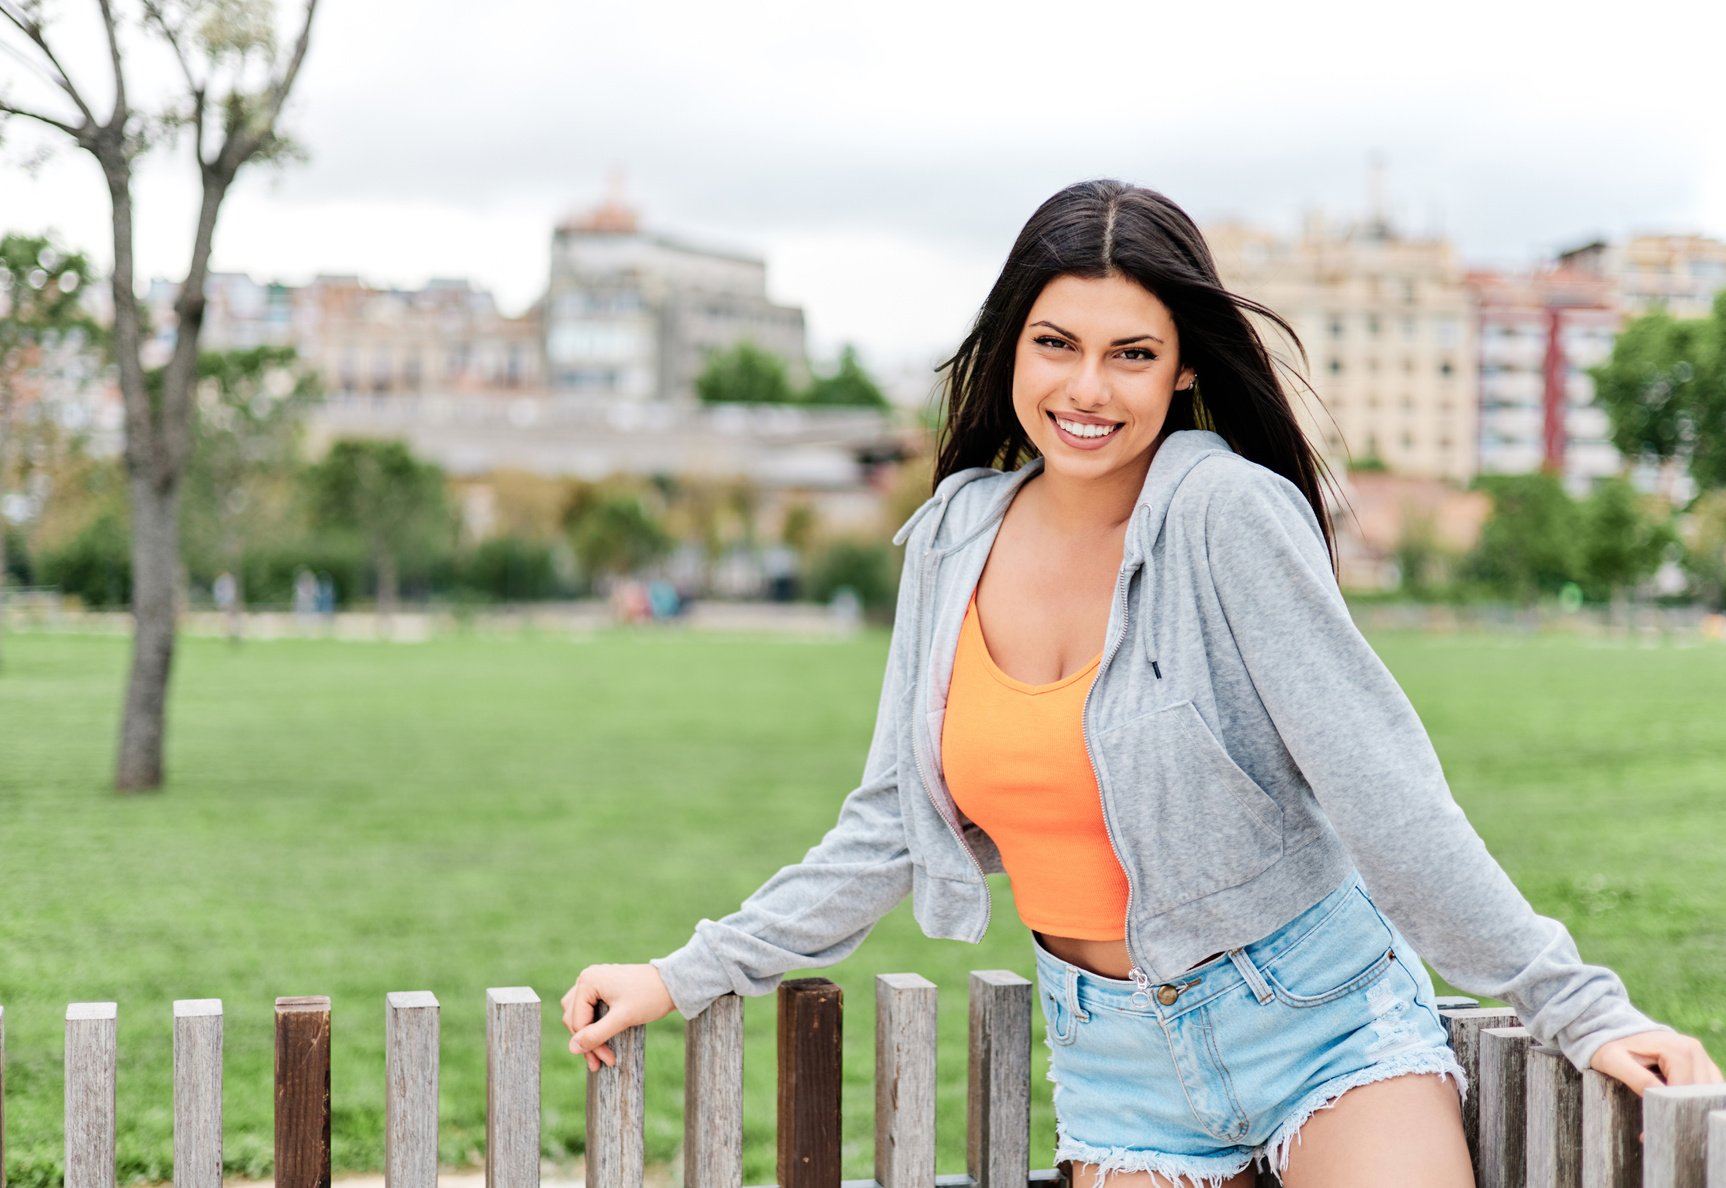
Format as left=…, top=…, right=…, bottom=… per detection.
left=1577, top=476, right=1673, bottom=608
left=695, top=340, right=794, bottom=405
left=303, top=439, right=451, bottom=621
left=1463, top=472, right=1582, bottom=603
left=0, top=231, right=97, bottom=670
left=1591, top=294, right=1726, bottom=495
left=1, top=0, right=321, bottom=789
left=1679, top=489, right=1726, bottom=610
left=569, top=494, right=671, bottom=580
left=801, top=344, right=889, bottom=409
left=178, top=346, right=321, bottom=626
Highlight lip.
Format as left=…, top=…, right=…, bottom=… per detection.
left=1049, top=410, right=1120, bottom=426
left=1048, top=410, right=1124, bottom=450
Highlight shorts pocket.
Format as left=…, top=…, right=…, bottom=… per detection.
left=1038, top=978, right=1079, bottom=1047
left=1260, top=885, right=1397, bottom=1008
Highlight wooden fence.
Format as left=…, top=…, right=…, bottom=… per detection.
left=6, top=979, right=1725, bottom=1188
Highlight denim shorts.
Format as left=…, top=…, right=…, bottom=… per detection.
left=1033, top=871, right=1468, bottom=1187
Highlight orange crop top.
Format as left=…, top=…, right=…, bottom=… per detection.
left=940, top=592, right=1131, bottom=940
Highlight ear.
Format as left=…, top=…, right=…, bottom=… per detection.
left=1177, top=364, right=1196, bottom=391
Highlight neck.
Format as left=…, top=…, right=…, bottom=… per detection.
left=1026, top=437, right=1162, bottom=535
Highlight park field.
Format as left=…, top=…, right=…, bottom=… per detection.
left=0, top=625, right=1723, bottom=1185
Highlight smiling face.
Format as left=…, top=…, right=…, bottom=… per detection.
left=1011, top=271, right=1195, bottom=492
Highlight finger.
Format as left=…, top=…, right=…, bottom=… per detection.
left=572, top=1004, right=629, bottom=1056
left=561, top=986, right=580, bottom=1035
left=1601, top=1051, right=1664, bottom=1098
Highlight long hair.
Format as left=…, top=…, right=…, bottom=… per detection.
left=933, top=178, right=1338, bottom=569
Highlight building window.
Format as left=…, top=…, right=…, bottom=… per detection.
left=1328, top=358, right=1343, bottom=375
left=1367, top=315, right=1381, bottom=337
left=1439, top=359, right=1455, bottom=377
left=1328, top=315, right=1344, bottom=339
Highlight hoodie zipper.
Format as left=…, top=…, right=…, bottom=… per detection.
left=1081, top=533, right=1150, bottom=989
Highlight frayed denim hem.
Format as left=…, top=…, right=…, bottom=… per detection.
left=1055, top=1138, right=1258, bottom=1188
left=1260, top=1047, right=1470, bottom=1178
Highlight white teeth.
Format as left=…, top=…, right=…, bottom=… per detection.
left=1055, top=417, right=1120, bottom=439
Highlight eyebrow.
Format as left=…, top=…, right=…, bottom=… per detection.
left=1031, top=320, right=1165, bottom=347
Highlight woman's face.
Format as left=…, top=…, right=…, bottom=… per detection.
left=1010, top=272, right=1194, bottom=489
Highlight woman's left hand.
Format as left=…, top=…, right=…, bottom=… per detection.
left=1589, top=1030, right=1724, bottom=1096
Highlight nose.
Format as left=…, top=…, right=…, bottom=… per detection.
left=1064, top=355, right=1110, bottom=408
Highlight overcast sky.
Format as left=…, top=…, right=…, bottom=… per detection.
left=5, top=0, right=1725, bottom=383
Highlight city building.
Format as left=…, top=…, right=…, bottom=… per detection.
left=1559, top=234, right=1726, bottom=318
left=1468, top=268, right=1621, bottom=492
left=545, top=194, right=809, bottom=404
left=1206, top=211, right=1477, bottom=483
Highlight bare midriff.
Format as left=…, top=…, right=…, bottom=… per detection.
left=1035, top=933, right=1139, bottom=979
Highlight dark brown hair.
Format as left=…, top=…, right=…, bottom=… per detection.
left=933, top=178, right=1337, bottom=567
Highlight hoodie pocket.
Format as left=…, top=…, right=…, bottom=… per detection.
left=1095, top=699, right=1284, bottom=913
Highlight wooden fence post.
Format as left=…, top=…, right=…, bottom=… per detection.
left=1526, top=1041, right=1582, bottom=1188
left=1581, top=1068, right=1643, bottom=1188
left=1707, top=1110, right=1726, bottom=1187
left=65, top=1003, right=116, bottom=1188
left=584, top=1000, right=644, bottom=1188
left=967, top=971, right=1030, bottom=1188
left=875, top=974, right=937, bottom=1188
left=777, top=979, right=842, bottom=1188
left=485, top=987, right=541, bottom=1188
left=173, top=999, right=223, bottom=1188
left=1442, top=1006, right=1519, bottom=1180
left=275, top=996, right=332, bottom=1188
left=1480, top=1025, right=1534, bottom=1188
left=385, top=992, right=439, bottom=1188
left=1642, top=1084, right=1726, bottom=1188
left=683, top=994, right=743, bottom=1188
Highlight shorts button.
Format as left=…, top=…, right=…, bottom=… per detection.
left=1157, top=984, right=1181, bottom=1005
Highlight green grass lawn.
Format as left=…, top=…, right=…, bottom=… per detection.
left=0, top=625, right=1723, bottom=1185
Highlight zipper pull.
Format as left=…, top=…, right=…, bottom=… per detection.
left=1129, top=967, right=1153, bottom=1008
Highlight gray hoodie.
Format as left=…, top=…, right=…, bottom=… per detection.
left=651, top=429, right=1672, bottom=1072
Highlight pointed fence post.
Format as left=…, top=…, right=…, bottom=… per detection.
left=173, top=1000, right=223, bottom=1188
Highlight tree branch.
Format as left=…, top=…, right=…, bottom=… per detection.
left=93, top=0, right=127, bottom=131
left=233, top=0, right=318, bottom=164
left=0, top=95, right=82, bottom=138
left=141, top=1, right=207, bottom=165
left=0, top=0, right=97, bottom=126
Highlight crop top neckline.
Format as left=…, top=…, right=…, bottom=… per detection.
left=965, top=592, right=1103, bottom=696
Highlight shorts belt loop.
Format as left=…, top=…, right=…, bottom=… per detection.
left=1065, top=963, right=1090, bottom=1021
left=1228, top=946, right=1275, bottom=1005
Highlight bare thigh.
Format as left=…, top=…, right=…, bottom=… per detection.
left=1069, top=1165, right=1257, bottom=1188
left=1278, top=1072, right=1474, bottom=1188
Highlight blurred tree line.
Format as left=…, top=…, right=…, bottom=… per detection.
left=7, top=343, right=925, bottom=618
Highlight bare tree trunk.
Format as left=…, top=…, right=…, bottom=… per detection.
left=116, top=470, right=182, bottom=789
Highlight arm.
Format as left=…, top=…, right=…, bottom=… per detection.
left=648, top=549, right=920, bottom=1020
left=1199, top=463, right=1674, bottom=1073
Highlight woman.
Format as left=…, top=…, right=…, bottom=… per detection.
left=562, top=180, right=1721, bottom=1187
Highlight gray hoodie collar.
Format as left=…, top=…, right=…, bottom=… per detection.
left=892, top=429, right=1237, bottom=561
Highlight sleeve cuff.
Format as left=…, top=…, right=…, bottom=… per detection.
left=650, top=928, right=737, bottom=1021
left=1554, top=1000, right=1676, bottom=1073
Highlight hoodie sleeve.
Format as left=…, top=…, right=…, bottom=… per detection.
left=1198, top=461, right=1673, bottom=1073
left=649, top=547, right=920, bottom=1019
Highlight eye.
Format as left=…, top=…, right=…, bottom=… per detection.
left=1119, top=347, right=1157, bottom=362
left=1032, top=335, right=1071, bottom=350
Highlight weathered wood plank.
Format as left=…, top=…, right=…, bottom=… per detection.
left=778, top=979, right=843, bottom=1188
left=967, top=971, right=1030, bottom=1188
left=1527, top=1041, right=1582, bottom=1188
left=172, top=1000, right=223, bottom=1188
left=875, top=974, right=937, bottom=1188
left=684, top=994, right=743, bottom=1188
left=1581, top=1068, right=1643, bottom=1188
left=275, top=996, right=332, bottom=1188
left=1441, top=1006, right=1520, bottom=1180
left=385, top=991, right=439, bottom=1188
left=65, top=1003, right=117, bottom=1188
left=485, top=987, right=541, bottom=1188
left=1706, top=1109, right=1726, bottom=1188
left=1480, top=1025, right=1534, bottom=1188
left=584, top=1000, right=644, bottom=1188
left=1643, top=1084, right=1726, bottom=1188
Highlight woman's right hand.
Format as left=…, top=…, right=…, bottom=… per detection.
left=560, top=963, right=676, bottom=1073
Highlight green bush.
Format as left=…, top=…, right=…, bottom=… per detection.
left=456, top=536, right=561, bottom=602
left=804, top=537, right=895, bottom=616
left=37, top=509, right=131, bottom=607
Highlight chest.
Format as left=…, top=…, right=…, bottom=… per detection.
left=971, top=519, right=1127, bottom=687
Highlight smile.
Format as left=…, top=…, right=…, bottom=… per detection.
left=1050, top=413, right=1122, bottom=439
